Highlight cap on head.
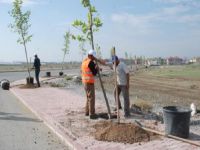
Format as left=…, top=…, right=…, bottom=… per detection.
left=112, top=55, right=119, bottom=62
left=34, top=53, right=37, bottom=57
left=88, top=49, right=96, bottom=57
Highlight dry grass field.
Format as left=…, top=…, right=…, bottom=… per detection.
left=95, top=64, right=200, bottom=111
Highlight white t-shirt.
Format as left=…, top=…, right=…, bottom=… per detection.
left=114, top=62, right=129, bottom=85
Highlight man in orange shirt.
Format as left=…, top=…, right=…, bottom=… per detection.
left=81, top=49, right=103, bottom=119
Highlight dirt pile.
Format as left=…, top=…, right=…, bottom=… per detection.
left=19, top=84, right=36, bottom=89
left=93, top=121, right=158, bottom=144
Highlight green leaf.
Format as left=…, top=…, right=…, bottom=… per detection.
left=9, top=0, right=32, bottom=45
left=93, top=17, right=103, bottom=27
left=90, top=6, right=96, bottom=13
left=82, top=23, right=89, bottom=33
left=72, top=19, right=84, bottom=27
left=63, top=30, right=70, bottom=55
left=81, top=0, right=90, bottom=7
left=71, top=34, right=76, bottom=40
left=76, top=35, right=85, bottom=42
left=72, top=0, right=103, bottom=52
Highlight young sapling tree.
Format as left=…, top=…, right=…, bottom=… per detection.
left=72, top=0, right=111, bottom=118
left=9, top=0, right=33, bottom=83
left=61, top=30, right=71, bottom=72
left=72, top=0, right=103, bottom=50
left=95, top=44, right=102, bottom=59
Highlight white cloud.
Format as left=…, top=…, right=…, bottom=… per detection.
left=177, top=14, right=200, bottom=23
left=153, top=0, right=200, bottom=8
left=112, top=13, right=158, bottom=28
left=154, top=0, right=189, bottom=3
left=111, top=4, right=200, bottom=32
left=162, top=5, right=189, bottom=15
left=111, top=12, right=160, bottom=35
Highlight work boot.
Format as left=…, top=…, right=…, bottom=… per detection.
left=89, top=114, right=98, bottom=120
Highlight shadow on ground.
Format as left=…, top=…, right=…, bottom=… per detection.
left=0, top=111, right=42, bottom=122
left=189, top=132, right=200, bottom=141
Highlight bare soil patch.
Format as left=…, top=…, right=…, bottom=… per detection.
left=95, top=68, right=200, bottom=110
left=93, top=121, right=159, bottom=144
left=19, top=84, right=36, bottom=89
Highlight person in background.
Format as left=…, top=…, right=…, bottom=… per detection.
left=33, top=54, right=41, bottom=87
left=112, top=55, right=130, bottom=118
left=81, top=49, right=105, bottom=119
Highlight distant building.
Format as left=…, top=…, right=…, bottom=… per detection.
left=189, top=57, right=200, bottom=64
left=147, top=59, right=159, bottom=66
left=196, top=57, right=200, bottom=63
left=136, top=58, right=143, bottom=65
left=167, top=57, right=183, bottom=65
left=146, top=57, right=166, bottom=66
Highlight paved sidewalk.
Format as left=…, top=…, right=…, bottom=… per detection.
left=10, top=80, right=200, bottom=150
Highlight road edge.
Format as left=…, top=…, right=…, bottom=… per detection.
left=10, top=88, right=84, bottom=150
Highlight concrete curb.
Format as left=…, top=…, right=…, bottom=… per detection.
left=10, top=88, right=84, bottom=150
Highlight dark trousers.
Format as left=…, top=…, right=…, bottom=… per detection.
left=35, top=69, right=40, bottom=87
left=114, top=85, right=130, bottom=116
left=84, top=83, right=95, bottom=115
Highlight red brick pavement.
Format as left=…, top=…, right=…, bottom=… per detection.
left=10, top=84, right=200, bottom=150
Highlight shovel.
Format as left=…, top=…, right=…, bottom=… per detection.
left=135, top=120, right=200, bottom=147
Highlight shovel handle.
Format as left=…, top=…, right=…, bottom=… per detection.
left=134, top=120, right=200, bottom=147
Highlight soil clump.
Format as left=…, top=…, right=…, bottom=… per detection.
left=93, top=121, right=159, bottom=144
left=19, top=83, right=36, bottom=89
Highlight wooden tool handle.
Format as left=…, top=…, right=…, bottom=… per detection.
left=135, top=121, right=200, bottom=147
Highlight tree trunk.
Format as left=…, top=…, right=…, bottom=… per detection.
left=61, top=54, right=66, bottom=71
left=89, top=7, right=94, bottom=50
left=21, top=31, right=31, bottom=80
left=89, top=7, right=111, bottom=118
left=113, top=47, right=120, bottom=123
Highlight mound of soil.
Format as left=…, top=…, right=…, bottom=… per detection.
left=93, top=121, right=158, bottom=144
left=190, top=84, right=199, bottom=89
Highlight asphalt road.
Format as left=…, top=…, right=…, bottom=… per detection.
left=0, top=89, right=70, bottom=150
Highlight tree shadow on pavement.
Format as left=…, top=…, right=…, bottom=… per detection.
left=189, top=132, right=200, bottom=141
left=0, top=112, right=21, bottom=116
left=0, top=111, right=42, bottom=122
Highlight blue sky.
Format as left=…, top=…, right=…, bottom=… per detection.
left=0, top=0, right=200, bottom=62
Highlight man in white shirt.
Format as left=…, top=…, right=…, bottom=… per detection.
left=113, top=56, right=130, bottom=118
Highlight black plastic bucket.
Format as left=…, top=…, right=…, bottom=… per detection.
left=163, top=106, right=191, bottom=138
left=46, top=72, right=51, bottom=77
left=59, top=72, right=63, bottom=76
left=26, top=77, right=34, bottom=84
left=0, top=79, right=10, bottom=90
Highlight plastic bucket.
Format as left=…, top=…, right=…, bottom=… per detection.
left=163, top=106, right=191, bottom=138
left=46, top=72, right=51, bottom=77
left=0, top=79, right=10, bottom=90
left=59, top=72, right=63, bottom=76
left=26, top=77, right=34, bottom=84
